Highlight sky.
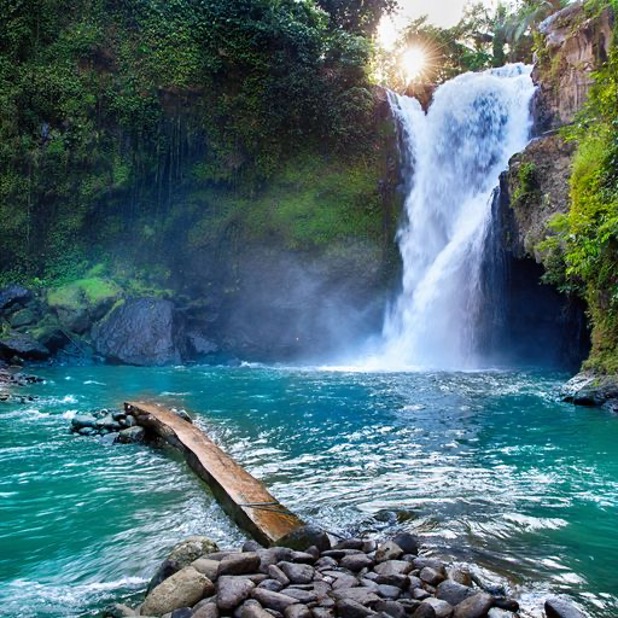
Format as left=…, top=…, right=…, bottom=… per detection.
left=378, top=0, right=497, bottom=48
left=397, top=0, right=497, bottom=27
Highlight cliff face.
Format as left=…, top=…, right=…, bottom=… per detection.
left=533, top=3, right=614, bottom=131
left=495, top=2, right=614, bottom=370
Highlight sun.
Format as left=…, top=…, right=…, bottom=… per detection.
left=401, top=46, right=427, bottom=84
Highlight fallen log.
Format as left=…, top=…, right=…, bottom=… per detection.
left=124, top=401, right=305, bottom=547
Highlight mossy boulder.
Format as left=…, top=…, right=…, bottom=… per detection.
left=47, top=277, right=122, bottom=334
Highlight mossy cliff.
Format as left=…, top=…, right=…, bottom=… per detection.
left=503, top=1, right=618, bottom=399
left=0, top=0, right=401, bottom=362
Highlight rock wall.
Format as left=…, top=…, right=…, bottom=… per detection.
left=532, top=2, right=614, bottom=131
left=494, top=2, right=614, bottom=369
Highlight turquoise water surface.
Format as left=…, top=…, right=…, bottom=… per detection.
left=1, top=364, right=617, bottom=617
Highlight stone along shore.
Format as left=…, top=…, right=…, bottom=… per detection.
left=104, top=532, right=584, bottom=618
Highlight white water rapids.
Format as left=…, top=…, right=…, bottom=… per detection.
left=374, top=64, right=536, bottom=370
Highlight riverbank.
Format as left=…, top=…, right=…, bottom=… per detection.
left=103, top=531, right=587, bottom=618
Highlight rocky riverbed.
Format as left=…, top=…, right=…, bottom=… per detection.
left=103, top=531, right=586, bottom=618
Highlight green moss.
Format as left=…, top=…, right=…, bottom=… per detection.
left=47, top=277, right=121, bottom=309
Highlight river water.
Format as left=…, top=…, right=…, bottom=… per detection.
left=1, top=364, right=617, bottom=617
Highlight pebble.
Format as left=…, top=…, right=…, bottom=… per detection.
left=119, top=533, right=559, bottom=618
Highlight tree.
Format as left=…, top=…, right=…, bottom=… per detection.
left=316, top=0, right=397, bottom=35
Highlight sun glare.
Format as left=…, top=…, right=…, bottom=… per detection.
left=401, top=46, right=427, bottom=83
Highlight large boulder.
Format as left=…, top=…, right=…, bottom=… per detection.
left=92, top=298, right=186, bottom=365
left=0, top=285, right=33, bottom=314
left=141, top=566, right=213, bottom=616
left=0, top=331, right=50, bottom=361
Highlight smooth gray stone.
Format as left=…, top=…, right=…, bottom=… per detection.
left=258, top=579, right=285, bottom=592
left=235, top=600, right=273, bottom=618
left=269, top=565, right=291, bottom=586
left=422, top=598, right=453, bottom=618
left=436, top=581, right=474, bottom=607
left=544, top=596, right=587, bottom=618
left=374, top=561, right=413, bottom=577
left=375, top=542, right=404, bottom=564
left=217, top=576, right=256, bottom=612
left=171, top=608, right=193, bottom=618
left=419, top=568, right=445, bottom=587
left=453, top=593, right=493, bottom=618
left=219, top=553, right=261, bottom=576
left=331, top=575, right=360, bottom=590
left=192, top=602, right=219, bottom=618
left=330, top=588, right=381, bottom=607
left=336, top=598, right=377, bottom=618
left=280, top=589, right=317, bottom=604
left=376, top=585, right=401, bottom=600
left=251, top=588, right=301, bottom=613
left=192, top=559, right=221, bottom=582
left=340, top=554, right=374, bottom=573
left=333, top=539, right=366, bottom=551
left=411, top=604, right=436, bottom=618
left=312, top=608, right=335, bottom=618
left=279, top=562, right=315, bottom=585
left=391, top=534, right=419, bottom=556
left=374, top=600, right=405, bottom=618
left=284, top=605, right=312, bottom=618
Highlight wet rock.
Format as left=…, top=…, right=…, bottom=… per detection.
left=219, top=553, right=261, bottom=576
left=103, top=603, right=137, bottom=617
left=285, top=604, right=313, bottom=618
left=376, top=585, right=400, bottom=600
left=331, top=587, right=381, bottom=607
left=147, top=559, right=181, bottom=595
left=492, top=598, right=518, bottom=612
left=374, top=561, right=413, bottom=577
left=340, top=554, right=374, bottom=573
left=334, top=539, right=366, bottom=551
left=315, top=557, right=338, bottom=571
left=453, top=593, right=493, bottom=618
left=391, top=534, right=420, bottom=556
left=419, top=568, right=445, bottom=587
left=236, top=600, right=274, bottom=618
left=169, top=537, right=220, bottom=568
left=192, top=602, right=219, bottom=618
left=259, top=580, right=285, bottom=592
left=544, top=596, right=587, bottom=618
left=142, top=566, right=213, bottom=616
left=445, top=569, right=472, bottom=588
left=336, top=598, right=376, bottom=618
left=171, top=608, right=193, bottom=618
left=251, top=588, right=300, bottom=613
left=327, top=574, right=358, bottom=590
left=312, top=608, right=335, bottom=618
left=0, top=331, right=50, bottom=361
left=422, top=598, right=453, bottom=618
left=71, top=414, right=98, bottom=431
left=0, top=285, right=33, bottom=313
left=115, top=426, right=146, bottom=444
left=193, top=558, right=223, bottom=581
left=275, top=525, right=331, bottom=553
left=280, top=589, right=318, bottom=604
left=268, top=565, right=290, bottom=586
left=279, top=562, right=314, bottom=585
left=374, top=600, right=405, bottom=618
left=436, top=581, right=474, bottom=607
left=92, top=298, right=186, bottom=366
left=244, top=541, right=264, bottom=552
left=375, top=542, right=404, bottom=563
left=217, top=576, right=256, bottom=612
left=412, top=604, right=436, bottom=618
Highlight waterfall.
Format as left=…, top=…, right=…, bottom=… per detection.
left=378, top=64, right=536, bottom=370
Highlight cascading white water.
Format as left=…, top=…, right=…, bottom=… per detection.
left=379, top=64, right=536, bottom=370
